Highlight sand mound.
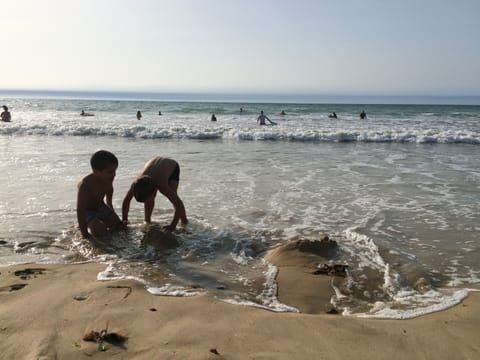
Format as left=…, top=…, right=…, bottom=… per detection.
left=265, top=235, right=344, bottom=314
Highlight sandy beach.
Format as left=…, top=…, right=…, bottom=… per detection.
left=2, top=1, right=480, bottom=358
left=1, top=239, right=479, bottom=360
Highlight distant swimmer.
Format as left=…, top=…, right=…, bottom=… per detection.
left=328, top=112, right=337, bottom=119
left=137, top=110, right=142, bottom=120
left=360, top=111, right=367, bottom=120
left=240, top=107, right=243, bottom=113
left=1, top=105, right=11, bottom=122
left=211, top=114, right=217, bottom=122
left=80, top=110, right=95, bottom=116
left=280, top=110, right=286, bottom=115
left=158, top=111, right=162, bottom=116
left=257, top=110, right=276, bottom=126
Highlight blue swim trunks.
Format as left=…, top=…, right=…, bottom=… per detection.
left=86, top=204, right=114, bottom=224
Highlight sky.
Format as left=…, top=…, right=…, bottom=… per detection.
left=1, top=0, right=480, bottom=96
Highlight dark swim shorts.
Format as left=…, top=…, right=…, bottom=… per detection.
left=169, top=163, right=180, bottom=182
left=86, top=204, right=114, bottom=224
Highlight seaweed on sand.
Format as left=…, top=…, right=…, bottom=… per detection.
left=83, top=321, right=128, bottom=351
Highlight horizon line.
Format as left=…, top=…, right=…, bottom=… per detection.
left=1, top=87, right=480, bottom=97
left=1, top=88, right=480, bottom=106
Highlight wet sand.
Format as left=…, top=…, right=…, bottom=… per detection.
left=0, top=241, right=479, bottom=359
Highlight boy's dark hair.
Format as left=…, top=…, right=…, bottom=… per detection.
left=133, top=176, right=156, bottom=202
left=90, top=150, right=118, bottom=171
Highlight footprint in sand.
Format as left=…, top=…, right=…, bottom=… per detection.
left=0, top=283, right=28, bottom=293
left=14, top=268, right=46, bottom=280
left=0, top=268, right=47, bottom=293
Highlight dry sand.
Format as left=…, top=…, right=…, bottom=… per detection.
left=1, top=239, right=479, bottom=360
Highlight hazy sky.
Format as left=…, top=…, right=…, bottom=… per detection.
left=2, top=0, right=479, bottom=95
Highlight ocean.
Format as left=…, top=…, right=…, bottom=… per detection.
left=1, top=91, right=479, bottom=319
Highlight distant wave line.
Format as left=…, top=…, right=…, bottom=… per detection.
left=1, top=127, right=479, bottom=144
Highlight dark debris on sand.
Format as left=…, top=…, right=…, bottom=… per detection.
left=312, top=263, right=349, bottom=277
left=83, top=322, right=128, bottom=351
left=14, top=268, right=46, bottom=280
left=284, top=235, right=338, bottom=257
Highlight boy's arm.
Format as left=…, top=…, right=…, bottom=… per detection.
left=122, top=186, right=134, bottom=223
left=106, top=185, right=114, bottom=209
left=106, top=185, right=123, bottom=229
left=76, top=185, right=90, bottom=239
left=144, top=194, right=155, bottom=223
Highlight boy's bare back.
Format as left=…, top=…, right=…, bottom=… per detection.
left=140, top=157, right=178, bottom=186
left=77, top=173, right=114, bottom=211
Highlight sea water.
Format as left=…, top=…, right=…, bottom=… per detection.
left=0, top=93, right=479, bottom=318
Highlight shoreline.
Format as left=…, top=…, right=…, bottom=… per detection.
left=1, top=262, right=478, bottom=359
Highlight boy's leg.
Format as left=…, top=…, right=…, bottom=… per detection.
left=88, top=219, right=108, bottom=237
left=168, top=180, right=179, bottom=193
left=168, top=180, right=187, bottom=224
left=87, top=206, right=120, bottom=236
left=103, top=212, right=121, bottom=230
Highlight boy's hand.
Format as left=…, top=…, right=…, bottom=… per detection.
left=118, top=221, right=128, bottom=230
left=163, top=224, right=176, bottom=232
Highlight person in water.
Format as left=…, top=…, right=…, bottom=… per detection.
left=257, top=111, right=275, bottom=125
left=76, top=150, right=122, bottom=239
left=211, top=114, right=217, bottom=121
left=280, top=110, right=286, bottom=115
left=122, top=156, right=188, bottom=231
left=329, top=112, right=337, bottom=119
left=137, top=111, right=142, bottom=120
left=1, top=105, right=11, bottom=122
left=80, top=110, right=94, bottom=116
left=360, top=111, right=367, bottom=119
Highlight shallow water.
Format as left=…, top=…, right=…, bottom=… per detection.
left=0, top=96, right=479, bottom=318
